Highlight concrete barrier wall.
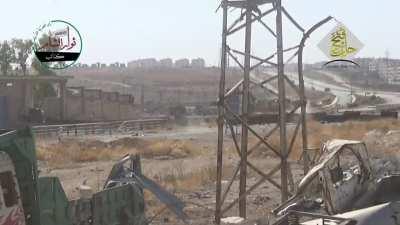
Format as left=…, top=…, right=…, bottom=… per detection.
left=64, top=88, right=138, bottom=122
left=0, top=78, right=138, bottom=127
left=83, top=89, right=103, bottom=121
left=152, top=88, right=217, bottom=105
left=66, top=87, right=85, bottom=121
left=119, top=94, right=135, bottom=120
left=0, top=81, right=26, bottom=127
left=120, top=105, right=139, bottom=120
left=102, top=92, right=121, bottom=121
left=43, top=97, right=61, bottom=121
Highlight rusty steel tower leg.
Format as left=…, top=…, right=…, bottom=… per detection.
left=239, top=5, right=253, bottom=218
left=215, top=2, right=228, bottom=224
left=275, top=0, right=289, bottom=202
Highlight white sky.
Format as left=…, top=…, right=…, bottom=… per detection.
left=1, top=0, right=399, bottom=66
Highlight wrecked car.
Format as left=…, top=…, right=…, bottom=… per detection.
left=272, top=139, right=400, bottom=225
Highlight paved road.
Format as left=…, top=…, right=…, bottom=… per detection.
left=319, top=71, right=400, bottom=111
left=285, top=71, right=353, bottom=106
left=260, top=69, right=400, bottom=111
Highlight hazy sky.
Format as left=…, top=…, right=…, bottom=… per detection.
left=1, top=0, right=399, bottom=66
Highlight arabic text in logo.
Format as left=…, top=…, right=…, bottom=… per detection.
left=33, top=20, right=82, bottom=70
left=318, top=23, right=363, bottom=61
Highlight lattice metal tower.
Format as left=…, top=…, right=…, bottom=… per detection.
left=215, top=0, right=332, bottom=223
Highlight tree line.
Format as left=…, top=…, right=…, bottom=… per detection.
left=0, top=39, right=53, bottom=76
left=0, top=39, right=32, bottom=76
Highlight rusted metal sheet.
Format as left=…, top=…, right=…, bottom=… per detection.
left=38, top=177, right=72, bottom=225
left=91, top=184, right=145, bottom=225
left=104, top=155, right=188, bottom=223
left=0, top=129, right=186, bottom=225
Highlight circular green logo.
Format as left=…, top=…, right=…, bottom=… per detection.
left=33, top=20, right=82, bottom=70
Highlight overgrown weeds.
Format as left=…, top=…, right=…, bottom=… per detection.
left=249, top=119, right=400, bottom=160
left=36, top=137, right=203, bottom=168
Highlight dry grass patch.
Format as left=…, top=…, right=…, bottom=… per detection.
left=307, top=119, right=400, bottom=146
left=162, top=167, right=217, bottom=191
left=151, top=164, right=234, bottom=192
left=249, top=119, right=400, bottom=161
left=37, top=137, right=204, bottom=168
left=142, top=140, right=202, bottom=158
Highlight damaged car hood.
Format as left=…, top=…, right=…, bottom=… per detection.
left=303, top=201, right=400, bottom=225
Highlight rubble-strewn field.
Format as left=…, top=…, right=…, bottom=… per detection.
left=36, top=119, right=400, bottom=225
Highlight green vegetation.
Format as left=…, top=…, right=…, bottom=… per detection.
left=0, top=40, right=16, bottom=75
left=0, top=38, right=56, bottom=76
left=11, top=39, right=33, bottom=75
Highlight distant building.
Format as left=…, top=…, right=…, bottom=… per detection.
left=140, top=58, right=158, bottom=68
left=369, top=62, right=377, bottom=72
left=377, top=62, right=400, bottom=83
left=127, top=58, right=159, bottom=69
left=90, top=63, right=101, bottom=69
left=110, top=62, right=120, bottom=68
left=191, top=58, right=205, bottom=68
left=159, top=58, right=173, bottom=68
left=175, top=58, right=190, bottom=68
left=353, top=57, right=400, bottom=83
left=127, top=60, right=141, bottom=68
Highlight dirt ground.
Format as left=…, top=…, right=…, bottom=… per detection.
left=36, top=119, right=400, bottom=225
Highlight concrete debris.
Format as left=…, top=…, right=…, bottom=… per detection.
left=104, top=154, right=188, bottom=223
left=253, top=195, right=271, bottom=206
left=221, top=217, right=245, bottom=224
left=188, top=191, right=212, bottom=199
left=78, top=184, right=93, bottom=199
